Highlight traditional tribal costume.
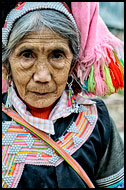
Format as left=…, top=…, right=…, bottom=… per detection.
left=2, top=2, right=124, bottom=188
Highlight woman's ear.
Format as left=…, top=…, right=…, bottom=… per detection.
left=69, top=58, right=78, bottom=75
left=2, top=63, right=13, bottom=89
left=2, top=65, right=8, bottom=78
left=2, top=63, right=12, bottom=79
left=2, top=65, right=9, bottom=93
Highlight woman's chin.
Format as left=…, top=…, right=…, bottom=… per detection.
left=24, top=94, right=57, bottom=108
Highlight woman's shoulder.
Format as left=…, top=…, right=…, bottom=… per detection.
left=92, top=98, right=111, bottom=130
left=77, top=95, right=111, bottom=130
left=90, top=98, right=112, bottom=157
left=92, top=98, right=110, bottom=119
left=92, top=98, right=109, bottom=110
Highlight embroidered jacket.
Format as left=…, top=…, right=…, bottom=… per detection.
left=2, top=91, right=124, bottom=188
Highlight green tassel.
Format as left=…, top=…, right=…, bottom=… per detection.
left=120, top=57, right=124, bottom=67
left=113, top=50, right=124, bottom=67
left=88, top=65, right=96, bottom=93
left=119, top=49, right=124, bottom=67
left=104, top=64, right=115, bottom=94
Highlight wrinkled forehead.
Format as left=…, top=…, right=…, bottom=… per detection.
left=23, top=28, right=67, bottom=42
left=14, top=28, right=71, bottom=52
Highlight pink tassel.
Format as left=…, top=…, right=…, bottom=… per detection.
left=94, top=61, right=108, bottom=96
left=68, top=99, right=72, bottom=107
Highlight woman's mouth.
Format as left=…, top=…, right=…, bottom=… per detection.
left=30, top=91, right=54, bottom=97
left=33, top=92, right=48, bottom=95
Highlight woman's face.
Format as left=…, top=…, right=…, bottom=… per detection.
left=9, top=27, right=73, bottom=108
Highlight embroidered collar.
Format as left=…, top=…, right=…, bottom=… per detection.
left=12, top=88, right=95, bottom=135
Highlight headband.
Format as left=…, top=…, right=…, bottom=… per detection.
left=2, top=2, right=124, bottom=96
left=2, top=2, right=79, bottom=46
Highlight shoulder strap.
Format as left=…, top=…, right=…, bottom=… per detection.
left=2, top=104, right=94, bottom=188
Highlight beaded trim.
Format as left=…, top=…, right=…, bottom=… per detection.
left=2, top=103, right=97, bottom=188
left=2, top=2, right=79, bottom=46
left=95, top=168, right=124, bottom=188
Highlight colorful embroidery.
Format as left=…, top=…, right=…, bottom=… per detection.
left=107, top=179, right=124, bottom=188
left=2, top=103, right=97, bottom=188
left=95, top=168, right=124, bottom=188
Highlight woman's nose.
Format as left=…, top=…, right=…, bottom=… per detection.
left=33, top=64, right=51, bottom=83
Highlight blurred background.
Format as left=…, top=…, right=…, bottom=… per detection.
left=99, top=2, right=124, bottom=142
left=2, top=2, right=124, bottom=141
left=99, top=2, right=124, bottom=41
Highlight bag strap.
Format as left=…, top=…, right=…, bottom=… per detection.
left=2, top=104, right=95, bottom=188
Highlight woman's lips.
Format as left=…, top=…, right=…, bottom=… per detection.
left=33, top=92, right=48, bottom=95
left=30, top=91, right=54, bottom=97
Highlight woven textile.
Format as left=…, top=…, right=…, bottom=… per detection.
left=2, top=97, right=97, bottom=188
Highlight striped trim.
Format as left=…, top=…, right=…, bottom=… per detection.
left=95, top=168, right=124, bottom=188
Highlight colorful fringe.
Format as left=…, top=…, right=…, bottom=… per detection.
left=74, top=44, right=124, bottom=96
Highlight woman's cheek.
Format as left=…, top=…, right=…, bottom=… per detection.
left=10, top=62, right=32, bottom=85
left=54, top=62, right=71, bottom=84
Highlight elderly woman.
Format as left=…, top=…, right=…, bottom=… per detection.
left=2, top=2, right=124, bottom=188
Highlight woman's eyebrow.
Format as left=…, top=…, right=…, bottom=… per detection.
left=15, top=42, right=71, bottom=54
left=15, top=46, right=39, bottom=53
left=46, top=44, right=71, bottom=54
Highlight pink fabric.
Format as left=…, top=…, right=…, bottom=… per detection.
left=71, top=2, right=123, bottom=82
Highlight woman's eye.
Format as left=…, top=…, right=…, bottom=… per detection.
left=50, top=50, right=65, bottom=61
left=19, top=50, right=34, bottom=59
left=49, top=49, right=66, bottom=69
left=22, top=52, right=33, bottom=59
left=53, top=53, right=63, bottom=59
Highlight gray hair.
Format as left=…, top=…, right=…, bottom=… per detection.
left=2, top=10, right=80, bottom=68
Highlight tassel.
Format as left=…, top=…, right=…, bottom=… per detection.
left=109, top=62, right=124, bottom=91
left=104, top=64, right=115, bottom=94
left=120, top=57, right=124, bottom=67
left=68, top=99, right=72, bottom=107
left=83, top=80, right=88, bottom=92
left=109, top=69, right=118, bottom=92
left=71, top=95, right=77, bottom=107
left=67, top=77, right=75, bottom=108
left=88, top=65, right=96, bottom=93
left=68, top=90, right=72, bottom=107
left=113, top=51, right=124, bottom=80
left=107, top=49, right=124, bottom=92
left=94, top=61, right=108, bottom=96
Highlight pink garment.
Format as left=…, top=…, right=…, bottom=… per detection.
left=71, top=2, right=124, bottom=96
left=72, top=2, right=123, bottom=63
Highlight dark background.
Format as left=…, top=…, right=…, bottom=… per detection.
left=2, top=1, right=16, bottom=27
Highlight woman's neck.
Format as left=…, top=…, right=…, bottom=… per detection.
left=15, top=87, right=58, bottom=119
left=27, top=103, right=55, bottom=119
